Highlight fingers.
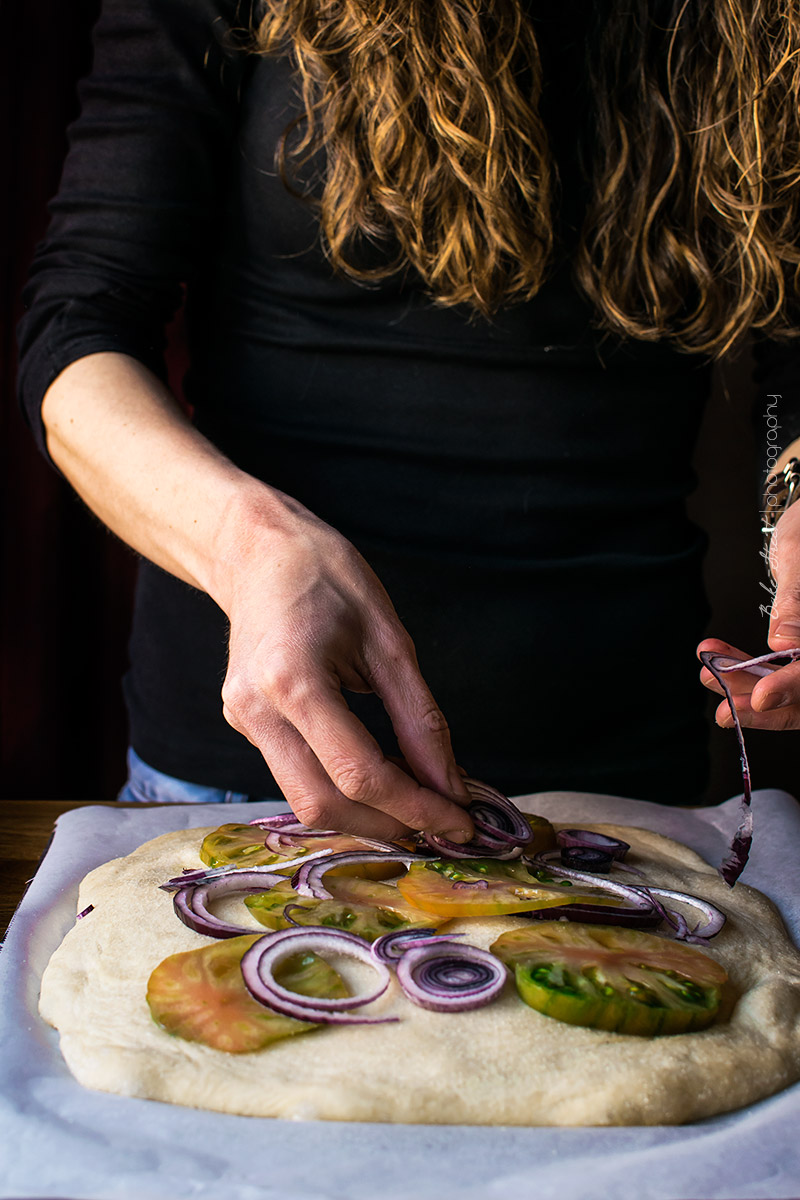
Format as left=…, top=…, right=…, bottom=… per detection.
left=366, top=635, right=471, bottom=809
left=222, top=702, right=414, bottom=840
left=697, top=637, right=800, bottom=729
left=285, top=672, right=474, bottom=841
left=768, top=504, right=800, bottom=649
left=223, top=650, right=474, bottom=841
left=697, top=639, right=761, bottom=699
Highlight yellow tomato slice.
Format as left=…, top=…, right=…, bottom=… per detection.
left=146, top=933, right=349, bottom=1053
left=395, top=858, right=592, bottom=918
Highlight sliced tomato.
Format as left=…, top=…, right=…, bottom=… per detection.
left=395, top=858, right=615, bottom=918
left=491, top=923, right=728, bottom=1036
left=522, top=814, right=557, bottom=856
left=200, top=824, right=405, bottom=879
left=245, top=875, right=440, bottom=941
left=146, top=933, right=349, bottom=1053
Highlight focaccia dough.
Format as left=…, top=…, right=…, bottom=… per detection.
left=39, top=807, right=800, bottom=1125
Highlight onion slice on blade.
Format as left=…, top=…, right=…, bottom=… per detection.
left=240, top=928, right=397, bottom=1025
left=699, top=647, right=800, bottom=885
left=395, top=941, right=508, bottom=1012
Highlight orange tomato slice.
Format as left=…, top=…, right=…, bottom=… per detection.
left=146, top=933, right=349, bottom=1053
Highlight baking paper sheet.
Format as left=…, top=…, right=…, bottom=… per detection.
left=1, top=789, right=799, bottom=1200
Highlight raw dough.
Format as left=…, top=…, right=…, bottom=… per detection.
left=39, top=802, right=800, bottom=1125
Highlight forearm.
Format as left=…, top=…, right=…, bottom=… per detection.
left=40, top=351, right=289, bottom=610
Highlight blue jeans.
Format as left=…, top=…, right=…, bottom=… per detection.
left=117, top=747, right=278, bottom=804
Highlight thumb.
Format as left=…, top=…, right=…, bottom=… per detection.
left=767, top=505, right=800, bottom=649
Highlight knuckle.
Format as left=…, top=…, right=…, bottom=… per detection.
left=221, top=673, right=250, bottom=718
left=419, top=706, right=449, bottom=735
left=328, top=758, right=382, bottom=806
left=261, top=651, right=314, bottom=711
left=290, top=797, right=334, bottom=830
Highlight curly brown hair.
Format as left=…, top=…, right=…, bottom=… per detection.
left=246, top=0, right=800, bottom=358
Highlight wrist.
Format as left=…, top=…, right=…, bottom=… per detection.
left=205, top=477, right=329, bottom=615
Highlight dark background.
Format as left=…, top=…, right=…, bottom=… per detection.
left=1, top=0, right=794, bottom=803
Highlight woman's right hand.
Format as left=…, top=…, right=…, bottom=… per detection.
left=42, top=353, right=471, bottom=841
left=213, top=485, right=474, bottom=841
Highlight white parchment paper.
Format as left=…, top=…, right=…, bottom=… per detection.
left=1, top=790, right=799, bottom=1200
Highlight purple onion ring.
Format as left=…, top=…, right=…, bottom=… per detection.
left=395, top=941, right=508, bottom=1012
left=240, top=928, right=397, bottom=1025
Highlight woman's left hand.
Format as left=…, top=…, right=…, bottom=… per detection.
left=698, top=502, right=800, bottom=730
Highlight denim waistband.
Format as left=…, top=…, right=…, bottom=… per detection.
left=117, top=747, right=278, bottom=804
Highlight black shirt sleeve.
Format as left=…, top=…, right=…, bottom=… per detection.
left=15, top=0, right=254, bottom=463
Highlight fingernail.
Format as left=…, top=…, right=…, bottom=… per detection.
left=440, top=828, right=472, bottom=844
left=447, top=770, right=470, bottom=800
left=774, top=622, right=800, bottom=640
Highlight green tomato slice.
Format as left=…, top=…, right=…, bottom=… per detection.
left=395, top=857, right=616, bottom=918
left=491, top=923, right=728, bottom=1036
left=146, top=933, right=349, bottom=1053
left=199, top=824, right=407, bottom=879
left=245, top=875, right=441, bottom=941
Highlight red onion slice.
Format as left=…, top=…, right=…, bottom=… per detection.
left=172, top=869, right=286, bottom=939
left=247, top=814, right=322, bottom=832
left=76, top=904, right=94, bottom=920
left=240, top=928, right=397, bottom=1025
left=699, top=647, right=800, bottom=885
left=395, top=941, right=508, bottom=1012
left=293, top=851, right=428, bottom=900
left=560, top=846, right=613, bottom=873
left=422, top=778, right=531, bottom=858
left=556, top=829, right=630, bottom=860
left=629, top=885, right=726, bottom=941
left=523, top=901, right=663, bottom=929
left=160, top=848, right=336, bottom=892
left=530, top=849, right=644, bottom=878
left=370, top=929, right=465, bottom=966
left=526, top=854, right=659, bottom=914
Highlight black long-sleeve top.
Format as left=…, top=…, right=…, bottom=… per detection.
left=17, top=0, right=799, bottom=802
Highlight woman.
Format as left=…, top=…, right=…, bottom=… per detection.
left=16, top=0, right=800, bottom=837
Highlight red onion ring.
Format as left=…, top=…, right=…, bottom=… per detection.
left=699, top=647, right=800, bottom=886
left=395, top=941, right=508, bottom=1012
left=293, top=851, right=428, bottom=900
left=522, top=901, right=663, bottom=929
left=370, top=929, right=465, bottom=966
left=629, top=885, right=726, bottom=941
left=525, top=854, right=660, bottom=915
left=76, top=904, right=94, bottom=920
left=240, top=928, right=397, bottom=1025
left=556, top=829, right=630, bottom=860
left=172, top=869, right=286, bottom=939
left=160, top=848, right=336, bottom=891
left=422, top=778, right=531, bottom=859
left=537, top=846, right=645, bottom=878
left=247, top=813, right=323, bottom=832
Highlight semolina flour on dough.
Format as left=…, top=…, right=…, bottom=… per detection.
left=38, top=813, right=800, bottom=1126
